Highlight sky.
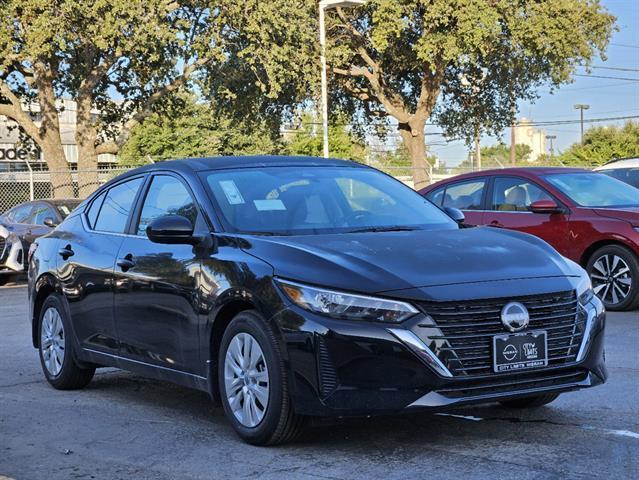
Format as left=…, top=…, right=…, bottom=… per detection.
left=428, top=0, right=639, bottom=167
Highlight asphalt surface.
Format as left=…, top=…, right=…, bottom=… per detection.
left=1, top=284, right=637, bottom=480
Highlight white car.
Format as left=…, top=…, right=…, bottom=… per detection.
left=596, top=157, right=639, bottom=189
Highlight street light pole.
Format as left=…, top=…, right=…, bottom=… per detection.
left=574, top=104, right=590, bottom=145
left=319, top=0, right=366, bottom=158
left=545, top=135, right=557, bottom=159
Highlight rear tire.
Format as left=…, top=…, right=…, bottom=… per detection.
left=587, top=245, right=639, bottom=311
left=218, top=310, right=306, bottom=445
left=38, top=294, right=95, bottom=390
left=499, top=393, right=559, bottom=409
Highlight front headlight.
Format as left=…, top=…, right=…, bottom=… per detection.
left=276, top=279, right=419, bottom=323
left=577, top=270, right=594, bottom=306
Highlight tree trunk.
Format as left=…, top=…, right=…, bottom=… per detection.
left=398, top=120, right=430, bottom=191
left=75, top=96, right=100, bottom=198
left=41, top=135, right=74, bottom=198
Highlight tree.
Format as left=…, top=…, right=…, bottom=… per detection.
left=459, top=143, right=532, bottom=169
left=119, top=95, right=283, bottom=164
left=558, top=121, right=639, bottom=167
left=0, top=1, right=316, bottom=198
left=324, top=0, right=615, bottom=189
left=285, top=113, right=367, bottom=162
left=0, top=0, right=223, bottom=196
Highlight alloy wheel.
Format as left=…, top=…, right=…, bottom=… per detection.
left=224, top=332, right=270, bottom=428
left=590, top=254, right=633, bottom=306
left=41, top=307, right=65, bottom=376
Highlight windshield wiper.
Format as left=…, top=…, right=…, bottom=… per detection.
left=347, top=226, right=419, bottom=233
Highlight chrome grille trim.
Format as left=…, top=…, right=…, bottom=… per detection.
left=416, top=291, right=585, bottom=377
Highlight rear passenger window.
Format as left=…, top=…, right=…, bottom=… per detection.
left=86, top=191, right=106, bottom=229
left=94, top=177, right=143, bottom=233
left=442, top=180, right=486, bottom=210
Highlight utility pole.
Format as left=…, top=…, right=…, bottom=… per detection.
left=474, top=126, right=481, bottom=171
left=510, top=118, right=517, bottom=166
left=574, top=104, right=590, bottom=145
left=546, top=135, right=557, bottom=159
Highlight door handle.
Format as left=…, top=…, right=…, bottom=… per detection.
left=117, top=254, right=136, bottom=272
left=58, top=244, right=74, bottom=260
left=490, top=220, right=504, bottom=228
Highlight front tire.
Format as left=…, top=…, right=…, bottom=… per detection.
left=38, top=294, right=95, bottom=390
left=218, top=310, right=305, bottom=445
left=499, top=393, right=559, bottom=408
left=587, top=245, right=639, bottom=311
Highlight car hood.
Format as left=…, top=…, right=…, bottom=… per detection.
left=239, top=227, right=580, bottom=295
left=592, top=207, right=639, bottom=224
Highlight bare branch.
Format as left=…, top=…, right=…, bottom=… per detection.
left=0, top=81, right=42, bottom=142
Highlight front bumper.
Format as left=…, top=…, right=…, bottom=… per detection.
left=274, top=296, right=607, bottom=417
left=0, top=236, right=25, bottom=273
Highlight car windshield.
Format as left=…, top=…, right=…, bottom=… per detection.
left=601, top=168, right=639, bottom=189
left=56, top=202, right=81, bottom=219
left=544, top=172, right=639, bottom=208
left=204, top=166, right=456, bottom=235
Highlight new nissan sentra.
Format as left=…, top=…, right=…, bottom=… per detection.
left=28, top=156, right=606, bottom=445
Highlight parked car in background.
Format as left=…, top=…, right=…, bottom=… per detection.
left=596, top=157, right=639, bottom=189
left=420, top=168, right=639, bottom=311
left=0, top=199, right=80, bottom=285
left=29, top=156, right=606, bottom=445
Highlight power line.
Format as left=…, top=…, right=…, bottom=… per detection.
left=610, top=43, right=639, bottom=49
left=592, top=66, right=639, bottom=73
left=574, top=73, right=639, bottom=82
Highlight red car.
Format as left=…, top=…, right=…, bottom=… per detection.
left=420, top=168, right=639, bottom=311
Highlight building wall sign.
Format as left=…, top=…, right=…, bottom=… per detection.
left=0, top=148, right=29, bottom=160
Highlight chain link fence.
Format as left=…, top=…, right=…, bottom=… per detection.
left=0, top=166, right=132, bottom=213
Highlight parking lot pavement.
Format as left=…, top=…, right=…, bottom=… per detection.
left=0, top=285, right=637, bottom=480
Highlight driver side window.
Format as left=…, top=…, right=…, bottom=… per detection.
left=491, top=177, right=554, bottom=212
left=136, top=175, right=198, bottom=236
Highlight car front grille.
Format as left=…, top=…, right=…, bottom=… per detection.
left=415, top=291, right=585, bottom=377
left=0, top=237, right=6, bottom=260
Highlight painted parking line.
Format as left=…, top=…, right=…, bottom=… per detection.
left=435, top=412, right=639, bottom=440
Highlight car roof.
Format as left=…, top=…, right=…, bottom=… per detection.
left=123, top=155, right=365, bottom=175
left=421, top=167, right=593, bottom=191
left=596, top=157, right=639, bottom=170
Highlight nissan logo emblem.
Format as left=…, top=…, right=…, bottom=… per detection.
left=501, top=302, right=530, bottom=332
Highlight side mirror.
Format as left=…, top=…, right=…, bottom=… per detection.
left=43, top=217, right=58, bottom=228
left=530, top=200, right=562, bottom=214
left=444, top=207, right=465, bottom=224
left=146, top=215, right=201, bottom=245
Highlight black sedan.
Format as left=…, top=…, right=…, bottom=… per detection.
left=0, top=199, right=80, bottom=284
left=28, top=156, right=606, bottom=445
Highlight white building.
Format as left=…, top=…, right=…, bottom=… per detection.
left=513, top=118, right=546, bottom=162
left=0, top=99, right=117, bottom=169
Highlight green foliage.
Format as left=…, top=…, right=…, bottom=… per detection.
left=558, top=122, right=639, bottom=167
left=483, top=143, right=532, bottom=166
left=326, top=0, right=616, bottom=143
left=285, top=114, right=367, bottom=162
left=119, top=95, right=282, bottom=165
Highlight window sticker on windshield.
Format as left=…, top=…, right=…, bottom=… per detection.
left=219, top=180, right=245, bottom=205
left=58, top=206, right=70, bottom=215
left=253, top=199, right=286, bottom=211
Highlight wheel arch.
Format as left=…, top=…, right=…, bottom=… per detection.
left=207, top=296, right=262, bottom=403
left=579, top=238, right=638, bottom=267
left=31, top=273, right=60, bottom=348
